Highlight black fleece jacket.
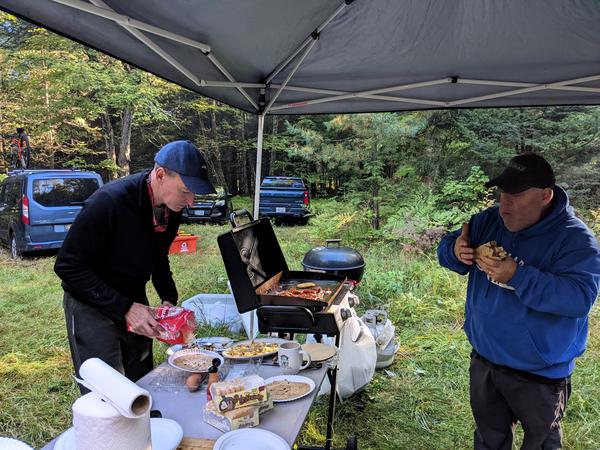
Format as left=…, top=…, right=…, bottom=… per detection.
left=54, top=170, right=180, bottom=326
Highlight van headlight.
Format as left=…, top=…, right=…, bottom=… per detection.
left=215, top=200, right=226, bottom=207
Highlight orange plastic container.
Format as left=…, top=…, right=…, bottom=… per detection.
left=169, top=235, right=198, bottom=254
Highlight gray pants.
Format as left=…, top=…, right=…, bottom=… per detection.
left=470, top=351, right=570, bottom=450
left=63, top=291, right=153, bottom=393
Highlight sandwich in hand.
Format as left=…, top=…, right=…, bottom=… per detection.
left=475, top=241, right=507, bottom=261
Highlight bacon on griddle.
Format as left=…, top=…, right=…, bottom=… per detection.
left=275, top=285, right=332, bottom=301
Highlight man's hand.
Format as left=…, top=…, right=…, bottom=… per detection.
left=454, top=223, right=474, bottom=265
left=477, top=255, right=517, bottom=284
left=125, top=302, right=163, bottom=338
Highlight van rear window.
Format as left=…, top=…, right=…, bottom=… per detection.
left=33, top=178, right=100, bottom=207
left=261, top=178, right=305, bottom=188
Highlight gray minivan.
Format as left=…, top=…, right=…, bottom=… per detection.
left=0, top=169, right=103, bottom=258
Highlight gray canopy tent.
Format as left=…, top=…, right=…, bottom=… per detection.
left=2, top=0, right=599, bottom=215
left=2, top=2, right=599, bottom=448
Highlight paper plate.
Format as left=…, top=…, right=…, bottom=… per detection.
left=264, top=375, right=316, bottom=403
left=168, top=348, right=224, bottom=373
left=150, top=418, right=183, bottom=450
left=54, top=418, right=182, bottom=450
left=166, top=337, right=234, bottom=356
left=221, top=337, right=287, bottom=360
left=0, top=437, right=33, bottom=450
left=301, top=343, right=336, bottom=362
left=214, top=428, right=289, bottom=450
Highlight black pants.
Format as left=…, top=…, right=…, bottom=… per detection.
left=470, top=351, right=571, bottom=450
left=63, top=291, right=153, bottom=393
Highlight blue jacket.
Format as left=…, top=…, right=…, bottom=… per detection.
left=438, top=186, right=600, bottom=378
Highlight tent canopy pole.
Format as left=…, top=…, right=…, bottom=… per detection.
left=253, top=114, right=266, bottom=219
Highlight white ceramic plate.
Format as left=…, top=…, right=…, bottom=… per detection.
left=213, top=428, right=289, bottom=450
left=0, top=437, right=33, bottom=450
left=264, top=375, right=316, bottom=403
left=222, top=337, right=288, bottom=360
left=54, top=418, right=182, bottom=450
left=166, top=337, right=234, bottom=356
left=301, top=343, right=336, bottom=362
left=168, top=348, right=224, bottom=373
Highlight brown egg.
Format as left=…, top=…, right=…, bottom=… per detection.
left=186, top=373, right=205, bottom=392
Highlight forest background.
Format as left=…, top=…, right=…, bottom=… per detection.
left=1, top=14, right=599, bottom=244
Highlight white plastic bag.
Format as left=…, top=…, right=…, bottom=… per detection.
left=315, top=316, right=377, bottom=400
left=337, top=316, right=377, bottom=399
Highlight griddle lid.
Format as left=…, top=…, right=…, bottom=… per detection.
left=217, top=217, right=288, bottom=313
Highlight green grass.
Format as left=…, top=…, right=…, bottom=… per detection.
left=1, top=198, right=599, bottom=449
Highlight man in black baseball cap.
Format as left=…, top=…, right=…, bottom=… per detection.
left=438, top=151, right=600, bottom=449
left=56, top=140, right=215, bottom=388
left=485, top=153, right=555, bottom=194
left=484, top=153, right=555, bottom=233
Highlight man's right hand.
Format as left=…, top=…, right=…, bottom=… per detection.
left=125, top=303, right=163, bottom=338
left=454, top=222, right=474, bottom=265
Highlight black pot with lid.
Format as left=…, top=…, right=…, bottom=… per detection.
left=302, top=239, right=365, bottom=283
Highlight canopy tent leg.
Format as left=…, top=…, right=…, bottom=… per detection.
left=252, top=113, right=266, bottom=219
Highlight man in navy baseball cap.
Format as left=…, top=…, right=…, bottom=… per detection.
left=55, top=139, right=216, bottom=388
left=154, top=140, right=215, bottom=195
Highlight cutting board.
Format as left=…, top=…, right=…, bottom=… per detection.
left=177, top=437, right=216, bottom=450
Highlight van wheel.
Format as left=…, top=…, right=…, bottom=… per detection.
left=10, top=232, right=21, bottom=259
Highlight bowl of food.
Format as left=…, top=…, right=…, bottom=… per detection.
left=167, top=348, right=224, bottom=373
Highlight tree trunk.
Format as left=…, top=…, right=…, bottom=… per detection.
left=101, top=110, right=117, bottom=180
left=207, top=102, right=227, bottom=188
left=370, top=142, right=380, bottom=230
left=268, top=115, right=279, bottom=176
left=247, top=139, right=256, bottom=195
left=117, top=105, right=134, bottom=177
left=41, top=45, right=57, bottom=168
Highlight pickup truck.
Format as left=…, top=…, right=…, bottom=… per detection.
left=258, top=176, right=310, bottom=224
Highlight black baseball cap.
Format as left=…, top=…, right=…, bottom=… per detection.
left=485, top=153, right=555, bottom=194
left=154, top=140, right=215, bottom=194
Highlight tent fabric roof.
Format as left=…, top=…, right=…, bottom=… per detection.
left=2, top=0, right=600, bottom=115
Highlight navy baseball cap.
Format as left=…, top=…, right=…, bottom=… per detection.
left=485, top=153, right=555, bottom=194
left=154, top=140, right=215, bottom=194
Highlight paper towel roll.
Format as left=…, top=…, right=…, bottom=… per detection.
left=73, top=392, right=151, bottom=450
left=76, top=358, right=152, bottom=418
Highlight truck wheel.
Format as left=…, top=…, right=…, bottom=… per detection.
left=298, top=217, right=309, bottom=226
left=10, top=232, right=21, bottom=259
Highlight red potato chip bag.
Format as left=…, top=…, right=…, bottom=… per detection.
left=127, top=306, right=197, bottom=344
left=153, top=306, right=197, bottom=344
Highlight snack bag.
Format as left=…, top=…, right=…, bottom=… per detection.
left=203, top=402, right=259, bottom=432
left=210, top=375, right=268, bottom=413
left=127, top=306, right=196, bottom=344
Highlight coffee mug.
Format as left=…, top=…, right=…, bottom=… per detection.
left=278, top=342, right=311, bottom=375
